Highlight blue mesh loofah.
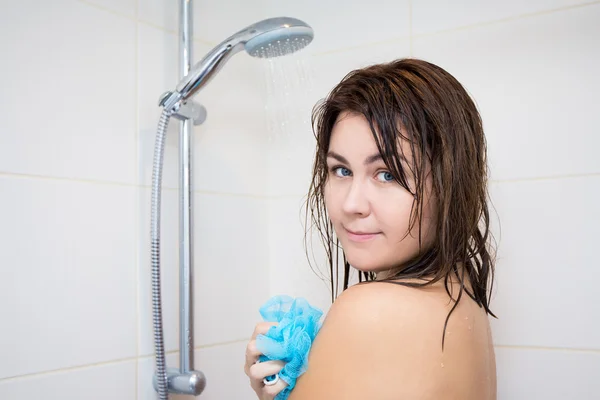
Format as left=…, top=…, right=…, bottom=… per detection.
left=255, top=295, right=324, bottom=400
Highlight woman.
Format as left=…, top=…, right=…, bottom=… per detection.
left=245, top=58, right=497, bottom=399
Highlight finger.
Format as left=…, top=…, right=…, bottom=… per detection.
left=248, top=360, right=285, bottom=382
left=252, top=322, right=278, bottom=340
left=244, top=340, right=261, bottom=372
left=262, top=375, right=288, bottom=399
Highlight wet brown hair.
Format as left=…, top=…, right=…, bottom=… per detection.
left=304, top=58, right=497, bottom=349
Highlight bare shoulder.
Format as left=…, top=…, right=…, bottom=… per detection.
left=288, top=281, right=496, bottom=400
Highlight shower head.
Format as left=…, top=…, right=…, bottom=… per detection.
left=160, top=17, right=314, bottom=112
left=243, top=17, right=314, bottom=58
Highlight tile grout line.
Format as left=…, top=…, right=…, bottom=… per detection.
left=0, top=171, right=138, bottom=188
left=408, top=0, right=413, bottom=56
left=312, top=1, right=600, bottom=57
left=409, top=0, right=600, bottom=41
left=490, top=172, right=600, bottom=184
left=272, top=171, right=600, bottom=199
left=75, top=0, right=216, bottom=46
left=134, top=0, right=140, bottom=397
left=0, top=339, right=251, bottom=384
left=75, top=0, right=600, bottom=58
left=2, top=340, right=597, bottom=383
left=495, top=344, right=600, bottom=354
left=76, top=0, right=136, bottom=21
left=0, top=357, right=137, bottom=384
left=136, top=338, right=252, bottom=360
left=2, top=169, right=600, bottom=197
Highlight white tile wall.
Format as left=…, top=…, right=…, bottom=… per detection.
left=137, top=342, right=255, bottom=400
left=263, top=0, right=411, bottom=54
left=266, top=196, right=333, bottom=313
left=138, top=190, right=270, bottom=356
left=412, top=4, right=600, bottom=181
left=2, top=0, right=599, bottom=397
left=411, top=0, right=587, bottom=35
left=189, top=194, right=270, bottom=346
left=140, top=0, right=410, bottom=54
left=488, top=176, right=600, bottom=349
left=0, top=1, right=137, bottom=184
left=0, top=360, right=136, bottom=400
left=495, top=347, right=600, bottom=399
left=0, top=176, right=137, bottom=379
left=139, top=0, right=268, bottom=41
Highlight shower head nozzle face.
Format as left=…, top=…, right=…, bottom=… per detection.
left=244, top=17, right=314, bottom=58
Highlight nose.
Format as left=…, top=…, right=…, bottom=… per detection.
left=341, top=179, right=370, bottom=216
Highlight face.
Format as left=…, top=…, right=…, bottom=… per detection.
left=323, top=111, right=437, bottom=278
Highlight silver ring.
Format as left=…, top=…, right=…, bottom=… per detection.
left=263, top=373, right=279, bottom=386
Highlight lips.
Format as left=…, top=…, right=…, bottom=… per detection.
left=344, top=227, right=381, bottom=242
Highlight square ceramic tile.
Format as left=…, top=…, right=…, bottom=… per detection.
left=0, top=1, right=136, bottom=184
left=82, top=0, right=136, bottom=18
left=0, top=176, right=137, bottom=379
left=138, top=342, right=256, bottom=400
left=263, top=0, right=411, bottom=54
left=138, top=24, right=268, bottom=195
left=0, top=360, right=136, bottom=400
left=412, top=0, right=584, bottom=35
left=138, top=192, right=270, bottom=356
left=488, top=176, right=600, bottom=349
left=495, top=347, right=600, bottom=399
left=412, top=4, right=600, bottom=180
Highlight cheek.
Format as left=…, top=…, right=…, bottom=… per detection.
left=375, top=191, right=415, bottom=233
left=323, top=182, right=338, bottom=220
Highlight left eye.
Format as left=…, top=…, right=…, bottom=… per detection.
left=376, top=171, right=395, bottom=182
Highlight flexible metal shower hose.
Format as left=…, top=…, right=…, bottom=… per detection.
left=151, top=108, right=171, bottom=400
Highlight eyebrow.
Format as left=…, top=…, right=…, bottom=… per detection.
left=327, top=151, right=384, bottom=166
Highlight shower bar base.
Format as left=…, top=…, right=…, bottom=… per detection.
left=152, top=368, right=207, bottom=396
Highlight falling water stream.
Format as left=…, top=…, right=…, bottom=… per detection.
left=255, top=37, right=316, bottom=143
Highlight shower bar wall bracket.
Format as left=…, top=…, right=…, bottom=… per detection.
left=159, top=90, right=207, bottom=125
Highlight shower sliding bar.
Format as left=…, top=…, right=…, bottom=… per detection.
left=152, top=0, right=207, bottom=397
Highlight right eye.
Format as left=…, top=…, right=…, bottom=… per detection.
left=332, top=166, right=351, bottom=177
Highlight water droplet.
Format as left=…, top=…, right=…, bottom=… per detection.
left=441, top=363, right=445, bottom=368
left=465, top=316, right=469, bottom=320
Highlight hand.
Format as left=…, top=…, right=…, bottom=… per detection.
left=244, top=322, right=288, bottom=399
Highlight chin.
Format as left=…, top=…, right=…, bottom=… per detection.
left=345, top=253, right=385, bottom=274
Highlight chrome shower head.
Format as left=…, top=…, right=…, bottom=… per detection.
left=244, top=17, right=313, bottom=58
left=160, top=17, right=314, bottom=112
